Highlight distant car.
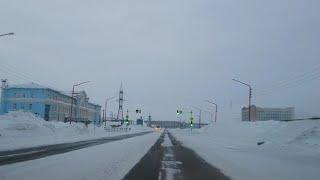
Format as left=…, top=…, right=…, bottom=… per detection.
left=154, top=125, right=161, bottom=132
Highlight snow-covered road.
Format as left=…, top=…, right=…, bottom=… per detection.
left=0, top=131, right=152, bottom=166
left=0, top=131, right=161, bottom=180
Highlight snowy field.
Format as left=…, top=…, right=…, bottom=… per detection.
left=0, top=111, right=152, bottom=151
left=0, top=131, right=161, bottom=180
left=170, top=120, right=320, bottom=180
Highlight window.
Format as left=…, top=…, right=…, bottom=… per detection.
left=13, top=104, right=17, bottom=110
left=29, top=104, right=33, bottom=110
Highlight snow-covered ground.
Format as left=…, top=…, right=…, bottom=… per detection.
left=170, top=120, right=320, bottom=180
left=0, top=130, right=161, bottom=180
left=0, top=111, right=152, bottom=151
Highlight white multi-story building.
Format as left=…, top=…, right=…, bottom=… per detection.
left=242, top=105, right=294, bottom=121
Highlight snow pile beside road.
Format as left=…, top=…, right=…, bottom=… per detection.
left=289, top=126, right=320, bottom=146
left=0, top=111, right=91, bottom=138
left=170, top=120, right=320, bottom=180
left=0, top=132, right=161, bottom=180
left=189, top=120, right=320, bottom=149
left=0, top=111, right=152, bottom=151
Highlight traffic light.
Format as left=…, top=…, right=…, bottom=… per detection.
left=136, top=109, right=141, bottom=113
left=190, top=121, right=194, bottom=127
left=125, top=114, right=129, bottom=124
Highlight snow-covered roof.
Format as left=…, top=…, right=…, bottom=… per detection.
left=7, top=83, right=70, bottom=97
left=8, top=82, right=49, bottom=89
left=7, top=82, right=101, bottom=106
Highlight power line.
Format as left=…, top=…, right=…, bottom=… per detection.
left=0, top=61, right=70, bottom=92
left=256, top=64, right=320, bottom=96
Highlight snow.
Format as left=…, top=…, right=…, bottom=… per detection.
left=0, top=131, right=161, bottom=180
left=0, top=111, right=152, bottom=151
left=170, top=120, right=320, bottom=180
left=7, top=82, right=49, bottom=89
left=159, top=133, right=182, bottom=180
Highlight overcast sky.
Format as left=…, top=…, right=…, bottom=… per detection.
left=1, top=0, right=320, bottom=122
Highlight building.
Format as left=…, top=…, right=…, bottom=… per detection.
left=136, top=118, right=143, bottom=125
left=242, top=105, right=294, bottom=121
left=0, top=81, right=101, bottom=123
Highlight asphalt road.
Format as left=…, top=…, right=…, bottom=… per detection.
left=0, top=131, right=153, bottom=166
left=123, top=130, right=231, bottom=180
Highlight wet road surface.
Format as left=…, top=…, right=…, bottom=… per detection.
left=124, top=130, right=231, bottom=180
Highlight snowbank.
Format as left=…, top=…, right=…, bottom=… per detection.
left=170, top=120, right=320, bottom=180
left=0, top=131, right=161, bottom=180
left=0, top=111, right=152, bottom=151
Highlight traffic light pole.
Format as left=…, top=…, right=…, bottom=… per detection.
left=177, top=110, right=194, bottom=128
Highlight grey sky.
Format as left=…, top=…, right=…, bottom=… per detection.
left=1, top=0, right=320, bottom=122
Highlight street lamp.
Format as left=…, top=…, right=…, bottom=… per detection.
left=192, top=106, right=202, bottom=128
left=203, top=110, right=214, bottom=123
left=0, top=32, right=14, bottom=37
left=104, top=96, right=116, bottom=128
left=70, top=81, right=90, bottom=124
left=232, top=79, right=252, bottom=121
left=205, top=100, right=218, bottom=123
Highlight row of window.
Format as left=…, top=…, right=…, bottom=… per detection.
left=13, top=103, right=32, bottom=110
left=13, top=92, right=34, bottom=98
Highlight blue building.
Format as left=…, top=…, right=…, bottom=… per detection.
left=0, top=81, right=101, bottom=123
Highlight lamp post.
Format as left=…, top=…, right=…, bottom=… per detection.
left=104, top=96, right=116, bottom=128
left=192, top=106, right=202, bottom=128
left=0, top=32, right=14, bottom=37
left=205, top=100, right=218, bottom=123
left=232, top=79, right=252, bottom=121
left=70, top=81, right=90, bottom=124
left=203, top=110, right=214, bottom=123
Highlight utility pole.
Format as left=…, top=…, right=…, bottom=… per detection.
left=69, top=81, right=90, bottom=124
left=232, top=79, right=253, bottom=121
left=148, top=113, right=152, bottom=127
left=190, top=111, right=194, bottom=131
left=205, top=100, right=218, bottom=123
left=102, top=109, right=105, bottom=125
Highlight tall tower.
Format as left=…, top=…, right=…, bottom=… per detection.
left=116, top=84, right=124, bottom=123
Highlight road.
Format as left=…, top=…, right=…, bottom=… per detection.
left=124, top=130, right=231, bottom=180
left=0, top=131, right=152, bottom=166
left=0, top=130, right=232, bottom=180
